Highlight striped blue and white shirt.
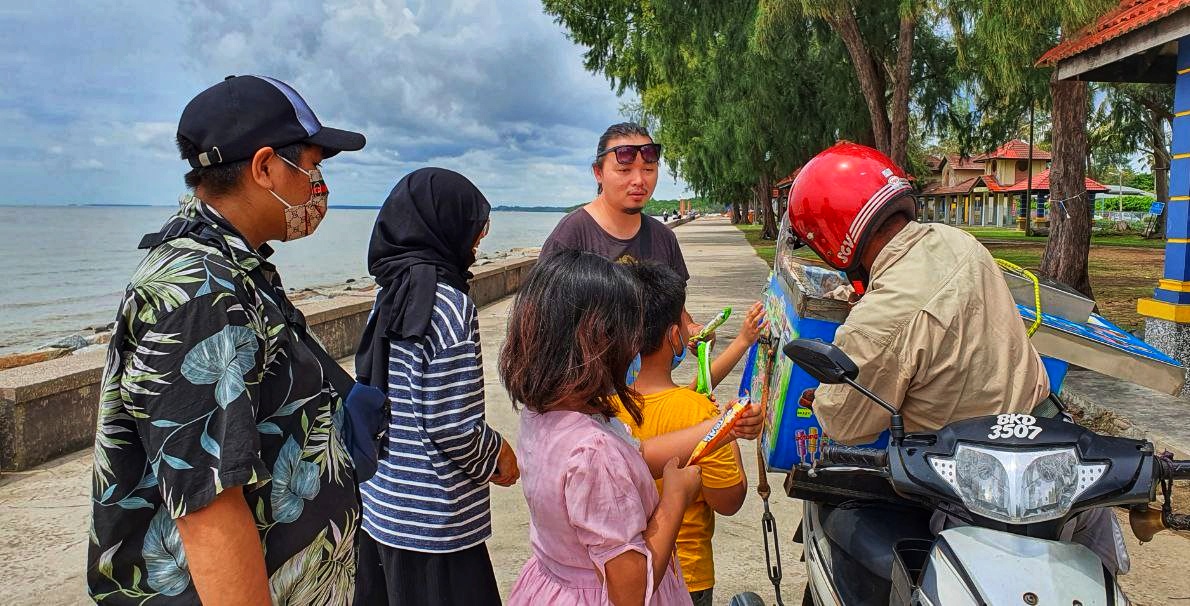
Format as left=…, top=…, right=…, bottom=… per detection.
left=361, top=282, right=504, bottom=553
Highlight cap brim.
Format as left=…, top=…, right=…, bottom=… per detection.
left=306, top=126, right=366, bottom=158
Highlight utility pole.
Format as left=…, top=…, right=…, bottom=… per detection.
left=1025, top=102, right=1035, bottom=237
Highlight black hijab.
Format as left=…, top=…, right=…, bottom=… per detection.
left=355, top=167, right=491, bottom=387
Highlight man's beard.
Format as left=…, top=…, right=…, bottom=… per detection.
left=622, top=206, right=644, bottom=215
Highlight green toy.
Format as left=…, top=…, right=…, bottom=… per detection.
left=695, top=341, right=713, bottom=395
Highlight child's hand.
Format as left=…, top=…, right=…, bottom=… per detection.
left=729, top=401, right=766, bottom=441
left=491, top=440, right=520, bottom=487
left=662, top=457, right=703, bottom=506
left=738, top=301, right=769, bottom=345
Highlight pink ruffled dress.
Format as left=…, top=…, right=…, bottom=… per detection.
left=509, top=410, right=692, bottom=605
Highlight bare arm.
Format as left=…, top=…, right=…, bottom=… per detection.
left=175, top=486, right=271, bottom=606
left=638, top=419, right=714, bottom=478
left=638, top=402, right=765, bottom=478
left=701, top=443, right=747, bottom=515
left=604, top=460, right=700, bottom=604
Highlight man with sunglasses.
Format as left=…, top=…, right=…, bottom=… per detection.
left=543, top=122, right=702, bottom=334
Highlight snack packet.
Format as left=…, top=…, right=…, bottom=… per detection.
left=687, top=398, right=753, bottom=466
left=689, top=307, right=732, bottom=345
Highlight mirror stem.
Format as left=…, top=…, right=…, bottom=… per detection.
left=841, top=377, right=905, bottom=445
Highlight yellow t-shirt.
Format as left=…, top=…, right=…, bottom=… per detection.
left=614, top=387, right=744, bottom=592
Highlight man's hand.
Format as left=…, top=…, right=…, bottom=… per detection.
left=738, top=301, right=769, bottom=345
left=490, top=440, right=520, bottom=487
left=730, top=401, right=767, bottom=441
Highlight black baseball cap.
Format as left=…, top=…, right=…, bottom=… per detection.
left=178, top=75, right=365, bottom=169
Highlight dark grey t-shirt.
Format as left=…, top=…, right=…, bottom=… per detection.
left=542, top=208, right=690, bottom=281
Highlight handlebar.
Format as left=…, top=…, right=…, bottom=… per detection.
left=1170, top=460, right=1190, bottom=480
left=819, top=444, right=888, bottom=469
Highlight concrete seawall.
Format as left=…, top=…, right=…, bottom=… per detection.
left=0, top=256, right=537, bottom=472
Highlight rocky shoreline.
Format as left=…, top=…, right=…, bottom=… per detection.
left=0, top=247, right=539, bottom=371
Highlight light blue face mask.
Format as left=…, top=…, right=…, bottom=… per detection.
left=669, top=331, right=686, bottom=370
left=626, top=353, right=642, bottom=385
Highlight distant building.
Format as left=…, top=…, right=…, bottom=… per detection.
left=917, top=139, right=1107, bottom=228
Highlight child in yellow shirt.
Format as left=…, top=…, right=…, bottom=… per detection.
left=616, top=261, right=767, bottom=606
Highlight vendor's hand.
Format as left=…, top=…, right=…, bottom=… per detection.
left=739, top=301, right=769, bottom=344
left=490, top=440, right=520, bottom=487
left=730, top=401, right=766, bottom=441
left=662, top=457, right=703, bottom=506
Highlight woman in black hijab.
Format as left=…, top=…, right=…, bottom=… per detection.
left=354, top=168, right=517, bottom=606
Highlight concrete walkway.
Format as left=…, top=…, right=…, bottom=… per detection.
left=0, top=215, right=805, bottom=605
left=8, top=215, right=1190, bottom=604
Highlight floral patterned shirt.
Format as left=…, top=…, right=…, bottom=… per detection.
left=88, top=194, right=359, bottom=605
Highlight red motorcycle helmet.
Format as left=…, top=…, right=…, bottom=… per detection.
left=787, top=142, right=916, bottom=274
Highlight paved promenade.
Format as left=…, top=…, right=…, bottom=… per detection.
left=0, top=216, right=804, bottom=604
left=5, top=216, right=1190, bottom=604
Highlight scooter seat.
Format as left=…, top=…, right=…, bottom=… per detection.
left=816, top=501, right=933, bottom=605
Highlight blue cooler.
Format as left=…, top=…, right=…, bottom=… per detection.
left=743, top=255, right=1071, bottom=473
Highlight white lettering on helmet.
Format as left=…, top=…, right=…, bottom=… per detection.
left=838, top=233, right=856, bottom=263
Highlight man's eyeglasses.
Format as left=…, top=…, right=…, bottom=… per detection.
left=596, top=143, right=662, bottom=165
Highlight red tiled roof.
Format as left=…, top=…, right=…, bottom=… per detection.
left=926, top=155, right=944, bottom=172
left=977, top=139, right=1052, bottom=161
left=924, top=176, right=979, bottom=195
left=1001, top=168, right=1110, bottom=193
left=944, top=154, right=984, bottom=171
left=1037, top=0, right=1189, bottom=66
left=775, top=167, right=801, bottom=188
left=982, top=175, right=1010, bottom=192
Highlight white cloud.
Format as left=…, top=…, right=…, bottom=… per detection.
left=0, top=0, right=692, bottom=206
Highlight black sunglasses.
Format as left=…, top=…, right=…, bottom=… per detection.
left=596, top=143, right=662, bottom=165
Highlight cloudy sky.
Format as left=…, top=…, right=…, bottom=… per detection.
left=0, top=1, right=691, bottom=207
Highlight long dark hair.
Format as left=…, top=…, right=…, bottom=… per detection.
left=592, top=122, right=652, bottom=194
left=500, top=250, right=644, bottom=424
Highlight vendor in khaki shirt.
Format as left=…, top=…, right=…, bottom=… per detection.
left=784, top=142, right=1128, bottom=576
left=785, top=142, right=1049, bottom=443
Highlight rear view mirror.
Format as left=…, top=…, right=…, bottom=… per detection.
left=783, top=339, right=858, bottom=385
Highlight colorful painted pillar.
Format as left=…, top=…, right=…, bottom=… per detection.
left=1139, top=37, right=1190, bottom=395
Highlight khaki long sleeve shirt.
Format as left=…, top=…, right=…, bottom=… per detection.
left=814, top=221, right=1050, bottom=444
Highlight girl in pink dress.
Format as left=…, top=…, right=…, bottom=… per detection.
left=499, top=250, right=764, bottom=605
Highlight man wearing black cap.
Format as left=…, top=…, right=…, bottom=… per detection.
left=87, top=75, right=367, bottom=605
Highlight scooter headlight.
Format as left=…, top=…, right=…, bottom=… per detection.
left=928, top=444, right=1107, bottom=524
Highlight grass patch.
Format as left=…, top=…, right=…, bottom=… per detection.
left=735, top=223, right=776, bottom=268
left=737, top=223, right=1160, bottom=334
left=981, top=243, right=1160, bottom=333
left=964, top=226, right=1164, bottom=249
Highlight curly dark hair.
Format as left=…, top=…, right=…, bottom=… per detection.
left=500, top=249, right=645, bottom=424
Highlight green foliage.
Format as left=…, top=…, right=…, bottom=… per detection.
left=1128, top=172, right=1155, bottom=192
left=1099, top=195, right=1157, bottom=213
left=643, top=198, right=722, bottom=215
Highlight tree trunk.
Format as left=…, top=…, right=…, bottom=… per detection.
left=758, top=175, right=778, bottom=240
left=731, top=201, right=743, bottom=224
left=1152, top=113, right=1171, bottom=238
left=827, top=9, right=892, bottom=156
left=889, top=13, right=916, bottom=169
left=1040, top=76, right=1093, bottom=299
